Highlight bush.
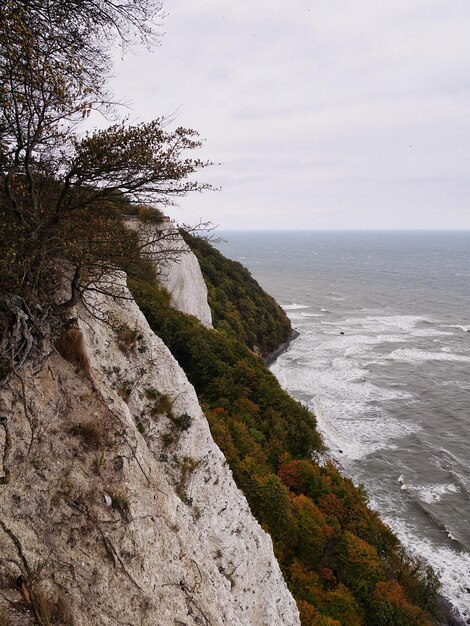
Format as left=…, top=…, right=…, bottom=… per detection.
left=172, top=413, right=193, bottom=431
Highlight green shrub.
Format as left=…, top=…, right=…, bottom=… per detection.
left=173, top=412, right=193, bottom=431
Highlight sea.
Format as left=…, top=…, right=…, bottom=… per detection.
left=216, top=230, right=470, bottom=620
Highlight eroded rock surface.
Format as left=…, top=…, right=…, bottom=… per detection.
left=125, top=216, right=213, bottom=328
left=0, top=277, right=299, bottom=625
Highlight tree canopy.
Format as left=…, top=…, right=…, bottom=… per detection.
left=129, top=259, right=440, bottom=626
left=182, top=231, right=292, bottom=355
left=0, top=0, right=212, bottom=378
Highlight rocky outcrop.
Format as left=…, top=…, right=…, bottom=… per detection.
left=158, top=235, right=213, bottom=328
left=0, top=271, right=299, bottom=625
left=125, top=216, right=213, bottom=328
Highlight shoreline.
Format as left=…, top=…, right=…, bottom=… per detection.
left=438, top=595, right=468, bottom=626
left=264, top=328, right=300, bottom=366
left=264, top=328, right=468, bottom=626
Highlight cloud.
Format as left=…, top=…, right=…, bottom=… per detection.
left=107, top=0, right=470, bottom=229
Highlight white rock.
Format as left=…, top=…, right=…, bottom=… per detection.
left=125, top=216, right=213, bottom=328
left=77, top=278, right=300, bottom=625
left=0, top=231, right=299, bottom=625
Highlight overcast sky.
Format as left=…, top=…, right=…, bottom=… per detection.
left=109, top=0, right=470, bottom=230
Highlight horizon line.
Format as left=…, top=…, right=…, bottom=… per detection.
left=215, top=228, right=470, bottom=232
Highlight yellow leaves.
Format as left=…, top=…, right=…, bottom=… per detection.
left=343, top=531, right=382, bottom=572
left=372, top=580, right=435, bottom=626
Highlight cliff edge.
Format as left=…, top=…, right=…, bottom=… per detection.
left=0, top=252, right=298, bottom=625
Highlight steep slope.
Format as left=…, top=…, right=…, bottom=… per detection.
left=0, top=273, right=299, bottom=625
left=130, top=235, right=441, bottom=626
left=182, top=231, right=291, bottom=354
left=125, top=216, right=213, bottom=328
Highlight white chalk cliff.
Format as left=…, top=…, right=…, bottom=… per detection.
left=125, top=216, right=213, bottom=328
left=0, top=234, right=300, bottom=625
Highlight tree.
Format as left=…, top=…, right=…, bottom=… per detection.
left=0, top=1, right=212, bottom=379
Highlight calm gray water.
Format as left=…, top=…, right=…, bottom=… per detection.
left=217, top=230, right=470, bottom=618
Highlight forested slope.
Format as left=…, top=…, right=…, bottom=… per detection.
left=182, top=231, right=292, bottom=355
left=129, top=239, right=440, bottom=626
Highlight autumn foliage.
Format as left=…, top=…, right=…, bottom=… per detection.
left=130, top=240, right=441, bottom=626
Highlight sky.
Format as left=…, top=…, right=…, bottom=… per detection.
left=109, top=0, right=470, bottom=230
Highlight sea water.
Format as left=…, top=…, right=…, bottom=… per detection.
left=217, top=230, right=470, bottom=619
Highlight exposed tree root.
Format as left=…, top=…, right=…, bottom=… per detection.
left=0, top=519, right=49, bottom=626
left=0, top=417, right=11, bottom=485
left=0, top=296, right=51, bottom=385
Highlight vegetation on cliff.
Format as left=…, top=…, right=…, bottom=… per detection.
left=181, top=231, right=292, bottom=355
left=129, top=250, right=440, bottom=626
left=0, top=1, right=210, bottom=381
left=0, top=3, right=441, bottom=625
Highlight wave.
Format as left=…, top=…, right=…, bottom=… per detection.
left=340, top=314, right=453, bottom=337
left=387, top=348, right=470, bottom=363
left=435, top=450, right=470, bottom=497
left=448, top=324, right=470, bottom=332
left=307, top=391, right=417, bottom=461
left=398, top=476, right=460, bottom=504
left=397, top=486, right=468, bottom=552
left=380, top=516, right=470, bottom=618
left=282, top=303, right=310, bottom=310
left=272, top=304, right=470, bottom=616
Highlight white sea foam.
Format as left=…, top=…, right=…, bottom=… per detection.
left=312, top=396, right=416, bottom=460
left=448, top=324, right=470, bottom=332
left=282, top=303, right=310, bottom=310
left=387, top=348, right=470, bottom=363
left=273, top=347, right=416, bottom=460
left=407, top=482, right=460, bottom=504
left=275, top=304, right=470, bottom=613
left=398, top=475, right=407, bottom=490
left=272, top=324, right=419, bottom=461
left=341, top=314, right=452, bottom=337
left=380, top=516, right=470, bottom=618
left=287, top=313, right=307, bottom=321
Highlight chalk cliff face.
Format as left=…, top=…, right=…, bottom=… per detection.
left=157, top=233, right=213, bottom=328
left=126, top=216, right=213, bottom=328
left=0, top=252, right=299, bottom=624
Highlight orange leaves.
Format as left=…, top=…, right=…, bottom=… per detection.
left=318, top=493, right=345, bottom=525
left=297, top=601, right=342, bottom=626
left=342, top=531, right=382, bottom=572
left=374, top=579, right=409, bottom=608
left=372, top=579, right=435, bottom=626
left=278, top=459, right=324, bottom=499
